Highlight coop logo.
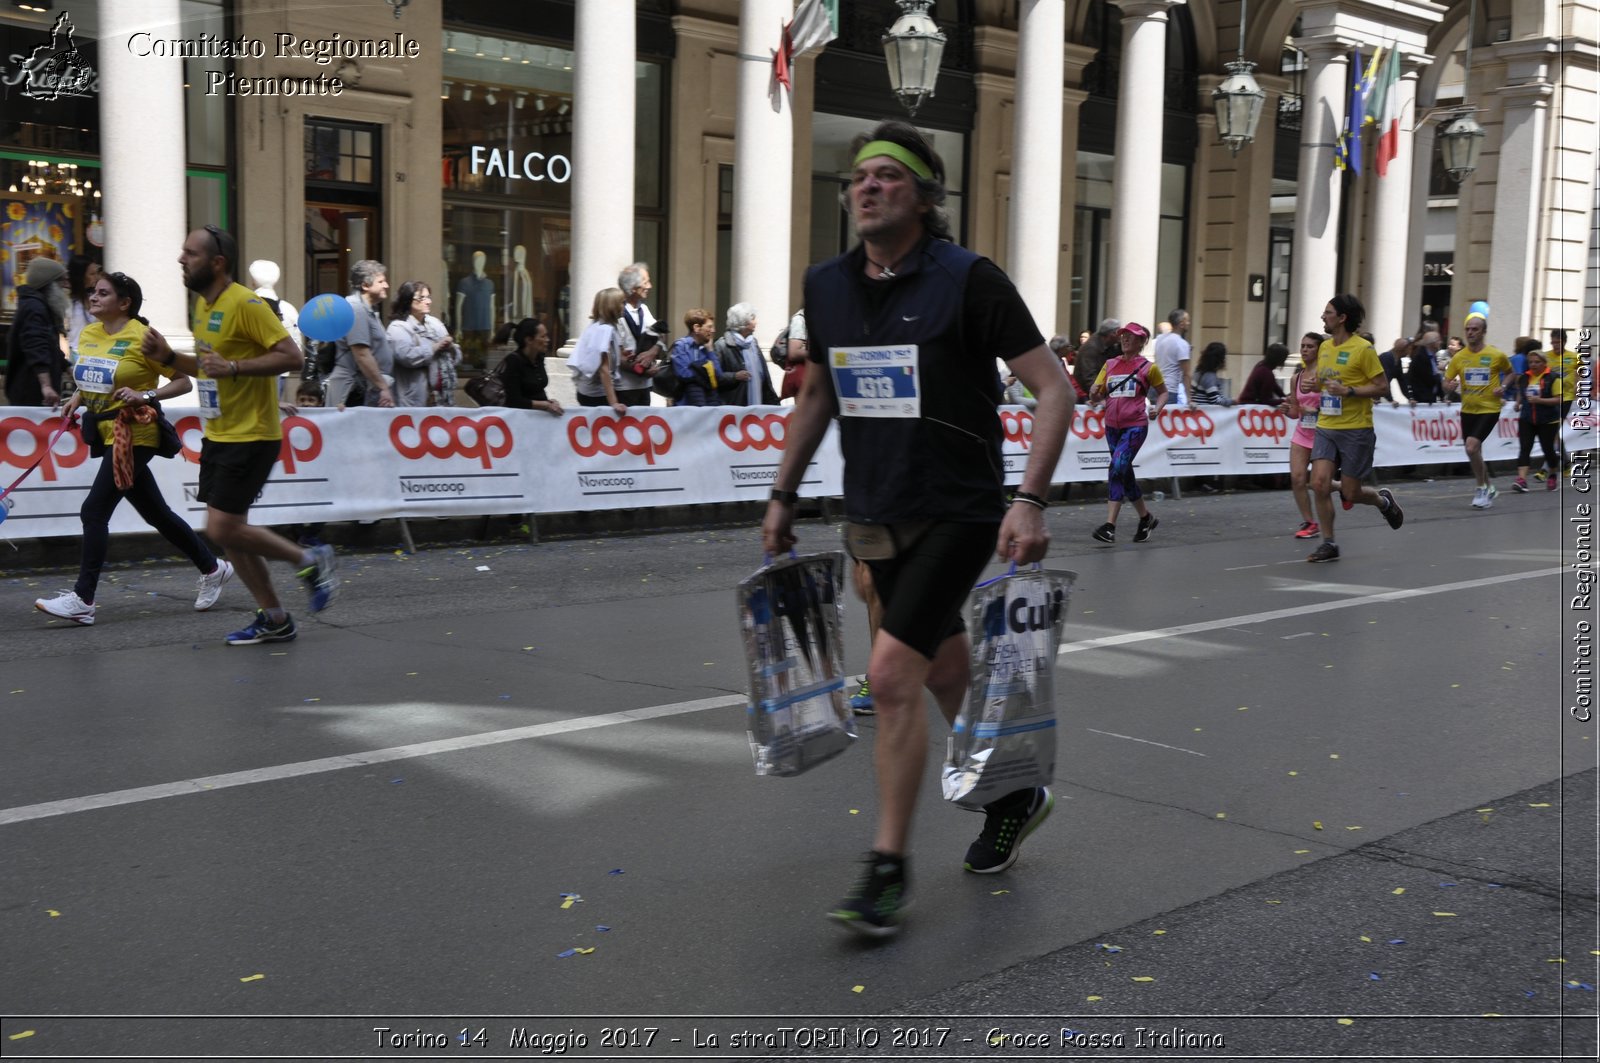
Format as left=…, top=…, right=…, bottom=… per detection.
left=1000, top=410, right=1033, bottom=449
left=1156, top=408, right=1215, bottom=443
left=718, top=411, right=787, bottom=452
left=176, top=415, right=324, bottom=473
left=1069, top=407, right=1105, bottom=441
left=391, top=414, right=512, bottom=469
left=16, top=13, right=97, bottom=101
left=1410, top=411, right=1462, bottom=449
left=568, top=413, right=673, bottom=465
left=0, top=415, right=89, bottom=481
left=1237, top=409, right=1289, bottom=445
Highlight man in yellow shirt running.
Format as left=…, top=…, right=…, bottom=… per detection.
left=142, top=226, right=340, bottom=644
left=1442, top=311, right=1514, bottom=508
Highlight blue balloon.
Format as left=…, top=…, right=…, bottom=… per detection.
left=1468, top=300, right=1490, bottom=318
left=299, top=293, right=355, bottom=342
left=0, top=498, right=9, bottom=526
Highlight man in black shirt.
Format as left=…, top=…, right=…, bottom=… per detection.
left=763, top=121, right=1074, bottom=938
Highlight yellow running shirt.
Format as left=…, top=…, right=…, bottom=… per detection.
left=190, top=282, right=291, bottom=443
left=1554, top=348, right=1579, bottom=401
left=73, top=318, right=174, bottom=448
left=1314, top=335, right=1384, bottom=430
left=1445, top=345, right=1513, bottom=415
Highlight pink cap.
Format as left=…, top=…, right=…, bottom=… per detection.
left=1117, top=322, right=1150, bottom=340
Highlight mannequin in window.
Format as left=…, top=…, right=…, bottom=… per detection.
left=509, top=244, right=533, bottom=322
left=249, top=259, right=302, bottom=400
left=455, top=250, right=495, bottom=367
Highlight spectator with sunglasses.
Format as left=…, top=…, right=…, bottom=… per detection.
left=34, top=270, right=232, bottom=626
left=141, top=225, right=340, bottom=644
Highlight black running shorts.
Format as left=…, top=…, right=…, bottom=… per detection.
left=865, top=520, right=999, bottom=660
left=197, top=439, right=281, bottom=515
left=1459, top=412, right=1500, bottom=443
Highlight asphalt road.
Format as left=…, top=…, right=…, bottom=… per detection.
left=0, top=472, right=1594, bottom=1060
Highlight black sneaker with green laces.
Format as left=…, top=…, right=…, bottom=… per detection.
left=964, top=786, right=1054, bottom=874
left=828, top=851, right=907, bottom=938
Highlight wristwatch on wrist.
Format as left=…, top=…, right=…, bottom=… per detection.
left=770, top=488, right=800, bottom=505
left=142, top=390, right=158, bottom=404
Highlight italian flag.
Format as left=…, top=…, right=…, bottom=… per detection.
left=1367, top=45, right=1402, bottom=176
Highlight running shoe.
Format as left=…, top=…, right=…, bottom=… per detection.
left=848, top=679, right=875, bottom=716
left=299, top=544, right=339, bottom=613
left=1378, top=489, right=1403, bottom=530
left=1547, top=475, right=1559, bottom=492
left=1133, top=513, right=1159, bottom=543
left=226, top=610, right=297, bottom=646
left=964, top=786, right=1054, bottom=874
left=194, top=559, right=234, bottom=611
left=1294, top=521, right=1319, bottom=539
left=1091, top=523, right=1116, bottom=544
left=1471, top=486, right=1489, bottom=509
left=828, top=851, right=907, bottom=938
left=1512, top=477, right=1529, bottom=493
left=1307, top=542, right=1341, bottom=563
left=35, top=590, right=94, bottom=626
left=1486, top=484, right=1499, bottom=504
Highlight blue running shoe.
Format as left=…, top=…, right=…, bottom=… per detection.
left=299, top=544, right=339, bottom=613
left=848, top=679, right=874, bottom=716
left=227, top=610, right=297, bottom=646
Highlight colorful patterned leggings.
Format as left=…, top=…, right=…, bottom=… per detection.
left=1106, top=424, right=1148, bottom=502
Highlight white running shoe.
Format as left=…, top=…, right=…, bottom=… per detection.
left=194, top=559, right=234, bottom=611
left=1471, top=487, right=1488, bottom=509
left=1485, top=484, right=1498, bottom=506
left=35, top=590, right=95, bottom=626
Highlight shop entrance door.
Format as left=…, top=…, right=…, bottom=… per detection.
left=304, top=205, right=380, bottom=301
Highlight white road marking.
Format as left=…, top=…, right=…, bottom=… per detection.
left=1086, top=728, right=1208, bottom=757
left=0, top=566, right=1563, bottom=828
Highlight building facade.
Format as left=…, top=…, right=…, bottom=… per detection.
left=2, top=0, right=1595, bottom=380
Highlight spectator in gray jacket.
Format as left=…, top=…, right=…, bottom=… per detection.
left=325, top=259, right=395, bottom=408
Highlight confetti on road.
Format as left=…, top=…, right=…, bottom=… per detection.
left=609, top=869, right=624, bottom=875
left=1294, top=850, right=1311, bottom=855
left=1566, top=981, right=1596, bottom=991
left=302, top=698, right=320, bottom=703
left=1265, top=900, right=1282, bottom=905
left=849, top=809, right=859, bottom=815
left=990, top=890, right=1009, bottom=896
left=1329, top=754, right=1340, bottom=759
left=1432, top=912, right=1458, bottom=917
left=1152, top=930, right=1166, bottom=936
left=1313, top=821, right=1324, bottom=830
left=1528, top=802, right=1552, bottom=808
left=1337, top=1018, right=1354, bottom=1026
left=1360, top=935, right=1372, bottom=943
left=1097, top=944, right=1124, bottom=953
left=1346, top=826, right=1362, bottom=831
left=1389, top=939, right=1405, bottom=945
left=46, top=909, right=59, bottom=917
left=595, top=926, right=610, bottom=932
left=1288, top=771, right=1300, bottom=776
left=476, top=565, right=491, bottom=572
left=1086, top=996, right=1102, bottom=1002
left=559, top=893, right=583, bottom=909
left=8, top=1031, right=35, bottom=1041
left=239, top=974, right=264, bottom=982
left=1476, top=807, right=1494, bottom=813
left=557, top=948, right=577, bottom=958
left=1131, top=976, right=1155, bottom=983
left=1392, top=888, right=1405, bottom=895
left=1215, top=812, right=1226, bottom=819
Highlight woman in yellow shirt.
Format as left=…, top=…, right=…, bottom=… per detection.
left=34, top=271, right=232, bottom=627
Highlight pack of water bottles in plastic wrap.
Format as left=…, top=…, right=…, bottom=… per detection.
left=736, top=552, right=855, bottom=777
left=942, top=565, right=1075, bottom=809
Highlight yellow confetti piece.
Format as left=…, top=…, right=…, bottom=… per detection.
left=1288, top=771, right=1300, bottom=776
left=1215, top=812, right=1227, bottom=819
left=405, top=672, right=418, bottom=676
left=1132, top=976, right=1155, bottom=982
left=1546, top=958, right=1567, bottom=963
left=1294, top=849, right=1311, bottom=854
left=1237, top=706, right=1248, bottom=711
left=8, top=1031, right=36, bottom=1040
left=849, top=809, right=859, bottom=815
left=46, top=909, right=59, bottom=917
left=1482, top=1013, right=1501, bottom=1017
left=270, top=652, right=288, bottom=657
left=1392, top=888, right=1406, bottom=895
left=1451, top=683, right=1460, bottom=688
left=1086, top=995, right=1103, bottom=1002
left=560, top=899, right=575, bottom=909
left=9, top=689, right=23, bottom=694
left=1476, top=808, right=1495, bottom=813
left=1346, top=826, right=1363, bottom=831
left=990, top=890, right=1010, bottom=896
left=1266, top=899, right=1282, bottom=905
left=1360, top=935, right=1372, bottom=942
left=1152, top=929, right=1166, bottom=935
left=1529, top=802, right=1551, bottom=808
left=575, top=947, right=595, bottom=955
left=304, top=697, right=320, bottom=703
left=240, top=974, right=264, bottom=982
left=523, top=646, right=534, bottom=651
left=1193, top=727, right=1203, bottom=732
left=1337, top=1018, right=1355, bottom=1026
left=1313, top=821, right=1324, bottom=830
left=1433, top=911, right=1458, bottom=917
left=1329, top=754, right=1340, bottom=759
left=852, top=985, right=864, bottom=994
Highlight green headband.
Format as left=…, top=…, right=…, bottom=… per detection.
left=853, top=140, right=934, bottom=181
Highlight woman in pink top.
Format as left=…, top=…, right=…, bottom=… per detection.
left=1088, top=323, right=1168, bottom=545
left=1279, top=332, right=1324, bottom=538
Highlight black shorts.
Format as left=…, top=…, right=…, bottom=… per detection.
left=865, top=520, right=998, bottom=660
left=198, top=439, right=280, bottom=516
left=1460, top=412, right=1500, bottom=442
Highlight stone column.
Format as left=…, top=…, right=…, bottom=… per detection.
left=1403, top=116, right=1436, bottom=330
left=730, top=0, right=793, bottom=349
left=1365, top=63, right=1421, bottom=346
left=99, top=0, right=190, bottom=346
left=1107, top=0, right=1179, bottom=329
left=1487, top=56, right=1554, bottom=338
left=1288, top=40, right=1348, bottom=339
left=570, top=0, right=635, bottom=326
left=1008, top=0, right=1066, bottom=334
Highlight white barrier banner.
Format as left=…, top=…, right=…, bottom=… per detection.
left=0, top=403, right=1593, bottom=540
